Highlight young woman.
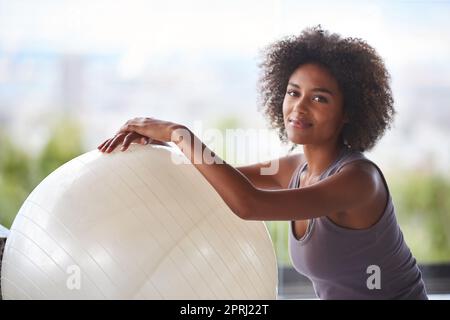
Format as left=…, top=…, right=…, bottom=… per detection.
left=98, top=26, right=427, bottom=300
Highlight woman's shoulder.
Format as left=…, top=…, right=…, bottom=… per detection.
left=336, top=151, right=386, bottom=183
left=335, top=151, right=387, bottom=192
left=329, top=155, right=390, bottom=230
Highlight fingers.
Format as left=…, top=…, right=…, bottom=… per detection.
left=97, top=139, right=109, bottom=150
left=107, top=133, right=127, bottom=153
left=99, top=138, right=113, bottom=153
left=99, top=116, right=160, bottom=154
left=101, top=132, right=126, bottom=153
left=121, top=132, right=139, bottom=152
left=98, top=138, right=113, bottom=153
left=98, top=133, right=151, bottom=154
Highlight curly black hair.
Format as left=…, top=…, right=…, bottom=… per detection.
left=257, top=25, right=395, bottom=152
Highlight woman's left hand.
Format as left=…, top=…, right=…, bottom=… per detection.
left=98, top=117, right=186, bottom=153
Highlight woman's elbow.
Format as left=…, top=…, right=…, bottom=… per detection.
left=229, top=202, right=252, bottom=220
left=234, top=190, right=260, bottom=220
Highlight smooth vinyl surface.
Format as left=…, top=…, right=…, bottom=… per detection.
left=1, top=144, right=278, bottom=299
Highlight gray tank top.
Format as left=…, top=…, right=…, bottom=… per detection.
left=288, top=146, right=428, bottom=299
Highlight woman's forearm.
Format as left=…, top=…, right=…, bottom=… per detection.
left=172, top=126, right=257, bottom=219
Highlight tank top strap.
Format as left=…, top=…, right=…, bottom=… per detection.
left=318, top=146, right=356, bottom=178
left=288, top=161, right=308, bottom=189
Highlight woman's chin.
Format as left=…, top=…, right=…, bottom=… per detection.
left=287, top=133, right=310, bottom=145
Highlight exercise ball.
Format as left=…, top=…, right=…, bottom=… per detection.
left=0, top=144, right=278, bottom=299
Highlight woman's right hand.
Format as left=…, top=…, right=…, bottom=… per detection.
left=97, top=131, right=170, bottom=153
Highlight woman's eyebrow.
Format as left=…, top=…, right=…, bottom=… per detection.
left=287, top=82, right=334, bottom=96
left=287, top=82, right=300, bottom=88
left=312, top=88, right=334, bottom=96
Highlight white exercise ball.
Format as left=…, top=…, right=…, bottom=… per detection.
left=0, top=144, right=278, bottom=299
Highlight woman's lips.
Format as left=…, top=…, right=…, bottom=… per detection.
left=288, top=118, right=313, bottom=129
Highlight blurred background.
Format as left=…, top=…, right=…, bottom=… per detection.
left=0, top=0, right=449, bottom=298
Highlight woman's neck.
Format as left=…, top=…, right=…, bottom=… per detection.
left=302, top=142, right=347, bottom=180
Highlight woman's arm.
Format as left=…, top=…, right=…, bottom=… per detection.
left=244, top=162, right=380, bottom=221
left=173, top=128, right=378, bottom=221
left=99, top=118, right=379, bottom=221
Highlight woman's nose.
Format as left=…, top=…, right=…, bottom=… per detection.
left=292, top=96, right=309, bottom=113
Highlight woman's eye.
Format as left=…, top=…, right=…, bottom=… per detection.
left=313, top=95, right=328, bottom=103
left=287, top=91, right=298, bottom=97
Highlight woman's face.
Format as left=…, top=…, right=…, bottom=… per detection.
left=282, top=63, right=347, bottom=146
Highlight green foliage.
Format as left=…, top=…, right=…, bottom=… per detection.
left=266, top=221, right=293, bottom=267
left=390, top=172, right=450, bottom=263
left=0, top=118, right=84, bottom=228
left=33, top=119, right=84, bottom=184
left=0, top=131, right=33, bottom=228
